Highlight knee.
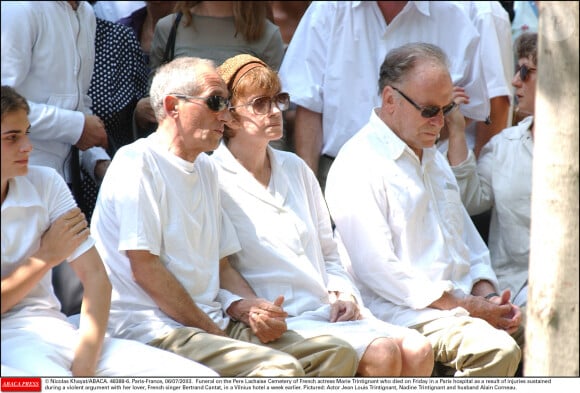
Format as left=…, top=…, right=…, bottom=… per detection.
left=498, top=336, right=522, bottom=376
left=401, top=333, right=434, bottom=376
left=316, top=337, right=359, bottom=377
left=359, top=338, right=402, bottom=377
left=266, top=354, right=306, bottom=377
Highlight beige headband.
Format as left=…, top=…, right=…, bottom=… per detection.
left=217, top=54, right=267, bottom=92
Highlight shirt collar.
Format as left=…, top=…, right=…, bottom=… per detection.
left=354, top=1, right=429, bottom=15
left=369, top=108, right=437, bottom=164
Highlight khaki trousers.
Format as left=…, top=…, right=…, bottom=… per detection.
left=412, top=316, right=521, bottom=377
left=148, top=321, right=358, bottom=377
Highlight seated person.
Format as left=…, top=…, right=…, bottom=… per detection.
left=89, top=57, right=358, bottom=377
left=0, top=85, right=217, bottom=376
left=325, top=43, right=522, bottom=377
left=447, top=32, right=538, bottom=316
left=212, top=55, right=433, bottom=376
left=212, top=54, right=434, bottom=376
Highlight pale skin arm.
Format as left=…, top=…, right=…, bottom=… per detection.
left=474, top=95, right=510, bottom=158
left=293, top=106, right=323, bottom=174
left=445, top=87, right=470, bottom=166
left=220, top=257, right=287, bottom=343
left=69, top=247, right=112, bottom=376
left=1, top=208, right=89, bottom=315
left=127, top=250, right=226, bottom=336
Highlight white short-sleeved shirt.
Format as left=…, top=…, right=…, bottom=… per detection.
left=1, top=166, right=93, bottom=323
left=91, top=133, right=241, bottom=344
left=279, top=1, right=488, bottom=157
left=326, top=109, right=497, bottom=328
left=451, top=116, right=534, bottom=307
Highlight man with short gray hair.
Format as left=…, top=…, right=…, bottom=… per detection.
left=326, top=43, right=522, bottom=377
left=91, top=57, right=358, bottom=377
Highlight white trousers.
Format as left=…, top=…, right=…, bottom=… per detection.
left=1, top=316, right=217, bottom=376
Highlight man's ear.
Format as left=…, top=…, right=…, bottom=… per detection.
left=163, top=95, right=180, bottom=116
left=381, top=86, right=396, bottom=114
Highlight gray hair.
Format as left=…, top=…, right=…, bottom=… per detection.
left=149, top=57, right=216, bottom=121
left=378, top=42, right=450, bottom=94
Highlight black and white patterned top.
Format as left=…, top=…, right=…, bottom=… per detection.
left=88, top=17, right=148, bottom=154
left=83, top=18, right=148, bottom=222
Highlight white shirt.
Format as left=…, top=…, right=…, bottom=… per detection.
left=1, top=1, right=109, bottom=181
left=512, top=1, right=539, bottom=42
left=212, top=143, right=419, bottom=358
left=1, top=166, right=93, bottom=323
left=92, top=1, right=145, bottom=22
left=91, top=133, right=241, bottom=343
left=212, top=143, right=357, bottom=317
left=451, top=116, right=534, bottom=307
left=326, top=109, right=497, bottom=328
left=279, top=1, right=488, bottom=157
left=446, top=1, right=514, bottom=151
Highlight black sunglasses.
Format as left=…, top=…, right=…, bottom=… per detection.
left=172, top=94, right=230, bottom=112
left=515, top=64, right=536, bottom=82
left=390, top=86, right=456, bottom=118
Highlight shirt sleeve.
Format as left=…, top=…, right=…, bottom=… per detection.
left=42, top=168, right=94, bottom=261
left=278, top=3, right=331, bottom=113
left=451, top=148, right=495, bottom=215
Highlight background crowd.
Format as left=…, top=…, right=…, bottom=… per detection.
left=2, top=0, right=541, bottom=377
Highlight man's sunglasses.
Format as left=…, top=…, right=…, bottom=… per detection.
left=172, top=94, right=230, bottom=112
left=515, top=64, right=536, bottom=82
left=390, top=86, right=456, bottom=118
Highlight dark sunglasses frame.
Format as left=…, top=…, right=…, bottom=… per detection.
left=172, top=94, right=230, bottom=112
left=515, top=64, right=537, bottom=82
left=229, top=92, right=291, bottom=115
left=391, top=86, right=456, bottom=118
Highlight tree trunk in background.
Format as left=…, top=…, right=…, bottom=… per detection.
left=525, top=1, right=579, bottom=376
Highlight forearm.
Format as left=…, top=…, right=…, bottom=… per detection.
left=474, top=95, right=510, bottom=157
left=219, top=257, right=257, bottom=299
left=294, top=106, right=323, bottom=173
left=129, top=251, right=224, bottom=334
left=1, top=256, right=54, bottom=314
left=447, top=128, right=469, bottom=167
left=73, top=270, right=111, bottom=376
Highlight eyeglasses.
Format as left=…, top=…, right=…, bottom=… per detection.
left=390, top=86, right=456, bottom=118
left=229, top=92, right=290, bottom=115
left=515, top=64, right=536, bottom=82
left=171, top=94, right=230, bottom=112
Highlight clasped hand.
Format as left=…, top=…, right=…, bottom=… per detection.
left=227, top=295, right=288, bottom=343
left=328, top=291, right=362, bottom=322
left=467, top=290, right=522, bottom=335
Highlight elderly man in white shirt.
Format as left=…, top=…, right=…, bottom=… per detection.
left=90, top=57, right=358, bottom=377
left=326, top=43, right=522, bottom=377
left=1, top=85, right=217, bottom=377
